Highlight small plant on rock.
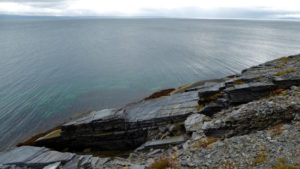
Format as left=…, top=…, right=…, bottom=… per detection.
left=254, top=152, right=266, bottom=165
left=192, top=137, right=218, bottom=149
left=269, top=124, right=284, bottom=136
left=273, top=69, right=296, bottom=76
left=150, top=157, right=171, bottom=169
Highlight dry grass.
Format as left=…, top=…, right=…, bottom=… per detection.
left=275, top=57, right=289, bottom=68
left=273, top=164, right=297, bottom=169
left=17, top=125, right=62, bottom=147
left=233, top=79, right=244, bottom=85
left=273, top=157, right=298, bottom=169
left=38, top=129, right=61, bottom=140
left=192, top=137, right=218, bottom=149
left=150, top=157, right=171, bottom=169
left=171, top=147, right=180, bottom=169
left=254, top=152, right=266, bottom=165
left=273, top=69, right=296, bottom=76
left=144, top=88, right=175, bottom=100
left=169, top=83, right=191, bottom=95
left=269, top=88, right=287, bottom=97
left=200, top=92, right=222, bottom=102
left=195, top=103, right=205, bottom=111
left=269, top=124, right=284, bottom=136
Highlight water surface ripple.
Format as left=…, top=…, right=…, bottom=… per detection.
left=0, top=18, right=300, bottom=149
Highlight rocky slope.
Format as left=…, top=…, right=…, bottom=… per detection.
left=1, top=54, right=300, bottom=169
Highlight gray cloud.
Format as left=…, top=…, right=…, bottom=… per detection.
left=0, top=0, right=300, bottom=19
left=136, top=7, right=300, bottom=19
left=1, top=0, right=63, bottom=2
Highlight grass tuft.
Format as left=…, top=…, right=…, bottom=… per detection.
left=150, top=157, right=171, bottom=169
left=195, top=103, right=205, bottom=111
left=233, top=79, right=244, bottom=85
left=254, top=152, right=266, bottom=165
left=192, top=137, right=218, bottom=149
left=273, top=69, right=296, bottom=76
left=269, top=124, right=284, bottom=136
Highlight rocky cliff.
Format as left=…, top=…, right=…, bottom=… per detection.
left=1, top=54, right=300, bottom=169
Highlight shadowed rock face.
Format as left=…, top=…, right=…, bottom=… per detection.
left=34, top=91, right=200, bottom=151
left=1, top=54, right=300, bottom=169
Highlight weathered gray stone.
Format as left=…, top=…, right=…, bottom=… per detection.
left=200, top=100, right=226, bottom=116
left=28, top=151, right=74, bottom=165
left=62, top=156, right=80, bottom=169
left=129, top=164, right=146, bottom=169
left=225, top=82, right=276, bottom=104
left=136, top=136, right=185, bottom=151
left=184, top=114, right=208, bottom=133
left=0, top=146, right=47, bottom=166
left=42, top=162, right=61, bottom=169
left=273, top=75, right=300, bottom=88
left=197, top=81, right=226, bottom=98
left=0, top=146, right=76, bottom=169
left=203, top=87, right=300, bottom=138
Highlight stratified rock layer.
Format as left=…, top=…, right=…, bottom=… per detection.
left=1, top=54, right=300, bottom=169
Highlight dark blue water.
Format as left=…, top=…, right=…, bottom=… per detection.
left=1, top=18, right=300, bottom=149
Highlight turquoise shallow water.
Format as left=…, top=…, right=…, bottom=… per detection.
left=1, top=18, right=300, bottom=149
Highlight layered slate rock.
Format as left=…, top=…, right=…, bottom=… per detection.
left=203, top=87, right=300, bottom=138
left=0, top=146, right=74, bottom=168
left=0, top=146, right=144, bottom=169
left=224, top=82, right=276, bottom=104
left=59, top=109, right=143, bottom=151
left=31, top=54, right=300, bottom=152
left=136, top=136, right=185, bottom=151
left=35, top=91, right=199, bottom=151
left=9, top=54, right=300, bottom=166
left=193, top=54, right=300, bottom=116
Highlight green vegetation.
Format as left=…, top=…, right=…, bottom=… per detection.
left=195, top=103, right=205, bottom=111
left=273, top=157, right=298, bottom=169
left=254, top=152, right=266, bottom=165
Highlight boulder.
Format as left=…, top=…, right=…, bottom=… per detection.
left=184, top=114, right=208, bottom=133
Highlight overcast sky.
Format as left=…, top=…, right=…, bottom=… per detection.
left=1, top=0, right=300, bottom=19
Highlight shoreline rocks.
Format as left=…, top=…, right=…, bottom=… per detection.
left=1, top=54, right=300, bottom=168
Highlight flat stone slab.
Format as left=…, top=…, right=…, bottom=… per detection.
left=125, top=91, right=198, bottom=123
left=136, top=136, right=185, bottom=151
left=0, top=146, right=75, bottom=168
left=0, top=146, right=47, bottom=165
left=63, top=108, right=124, bottom=127
left=225, top=82, right=276, bottom=104
left=43, top=162, right=61, bottom=169
left=27, top=150, right=74, bottom=166
left=0, top=146, right=120, bottom=169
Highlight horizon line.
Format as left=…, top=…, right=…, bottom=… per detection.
left=1, top=14, right=300, bottom=22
